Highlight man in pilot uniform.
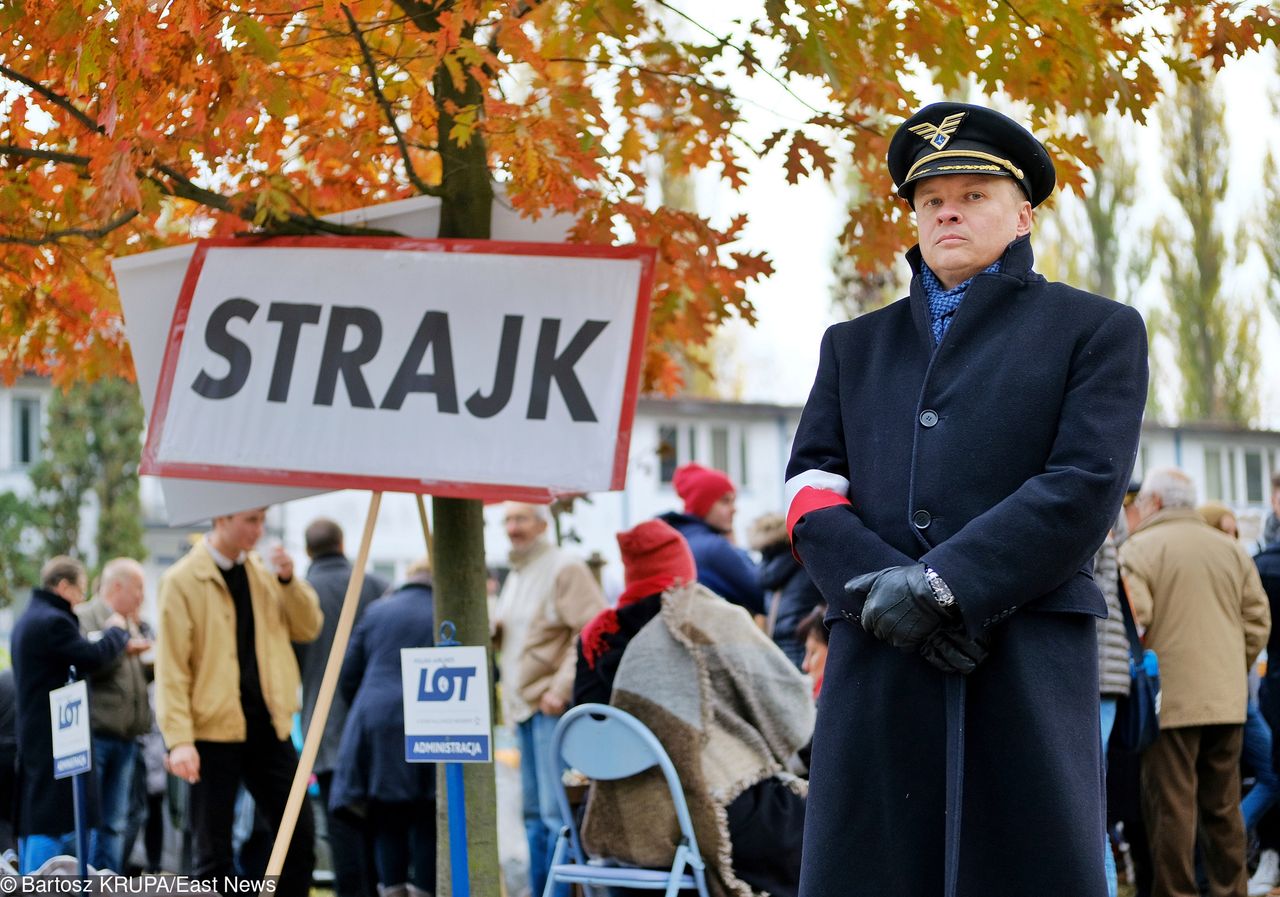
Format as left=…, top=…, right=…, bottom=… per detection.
left=786, top=103, right=1148, bottom=896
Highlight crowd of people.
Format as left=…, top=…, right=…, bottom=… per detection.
left=4, top=461, right=1279, bottom=896
left=0, top=459, right=827, bottom=896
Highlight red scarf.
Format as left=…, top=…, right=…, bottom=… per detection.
left=580, top=574, right=681, bottom=670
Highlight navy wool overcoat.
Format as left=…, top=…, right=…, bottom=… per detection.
left=787, top=235, right=1147, bottom=897
left=11, top=589, right=128, bottom=837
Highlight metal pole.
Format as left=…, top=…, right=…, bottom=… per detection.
left=67, top=667, right=88, bottom=878
left=446, top=764, right=470, bottom=897
left=437, top=622, right=470, bottom=897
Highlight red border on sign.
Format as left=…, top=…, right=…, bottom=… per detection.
left=141, top=236, right=657, bottom=501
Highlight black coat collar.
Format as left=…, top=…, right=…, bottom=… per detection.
left=906, top=234, right=1038, bottom=352
left=30, top=587, right=75, bottom=617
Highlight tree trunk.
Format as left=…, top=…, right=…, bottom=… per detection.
left=431, top=46, right=501, bottom=897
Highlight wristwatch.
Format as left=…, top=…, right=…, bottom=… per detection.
left=924, top=566, right=956, bottom=609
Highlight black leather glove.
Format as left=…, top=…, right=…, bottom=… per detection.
left=846, top=564, right=956, bottom=650
left=920, top=625, right=989, bottom=675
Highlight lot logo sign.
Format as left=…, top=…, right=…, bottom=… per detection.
left=402, top=646, right=492, bottom=763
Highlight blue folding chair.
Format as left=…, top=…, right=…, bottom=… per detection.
left=543, top=703, right=711, bottom=897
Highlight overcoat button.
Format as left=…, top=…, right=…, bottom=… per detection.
left=912, top=510, right=932, bottom=529
left=920, top=409, right=939, bottom=427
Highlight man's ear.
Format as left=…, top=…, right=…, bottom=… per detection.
left=1015, top=201, right=1033, bottom=237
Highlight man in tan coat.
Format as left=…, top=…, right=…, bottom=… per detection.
left=1120, top=467, right=1270, bottom=897
left=493, top=502, right=604, bottom=897
left=157, top=508, right=323, bottom=897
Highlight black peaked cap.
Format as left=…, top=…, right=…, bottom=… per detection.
left=887, top=102, right=1056, bottom=207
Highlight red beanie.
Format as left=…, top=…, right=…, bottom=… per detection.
left=580, top=520, right=696, bottom=670
left=616, top=520, right=696, bottom=606
left=672, top=463, right=735, bottom=518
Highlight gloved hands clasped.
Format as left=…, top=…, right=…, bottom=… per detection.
left=845, top=564, right=989, bottom=675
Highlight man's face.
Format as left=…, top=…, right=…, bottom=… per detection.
left=1133, top=493, right=1162, bottom=525
left=1123, top=498, right=1142, bottom=536
left=703, top=492, right=737, bottom=533
left=108, top=570, right=145, bottom=618
left=53, top=574, right=88, bottom=607
left=914, top=174, right=1032, bottom=289
left=504, top=504, right=548, bottom=551
left=215, top=509, right=267, bottom=554
left=1273, top=485, right=1280, bottom=517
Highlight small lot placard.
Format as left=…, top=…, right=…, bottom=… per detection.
left=49, top=680, right=91, bottom=779
left=402, top=646, right=492, bottom=763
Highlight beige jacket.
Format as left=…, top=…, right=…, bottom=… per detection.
left=1120, top=507, right=1270, bottom=729
left=156, top=538, right=323, bottom=747
left=496, top=539, right=604, bottom=723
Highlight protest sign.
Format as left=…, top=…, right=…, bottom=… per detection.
left=141, top=237, right=654, bottom=500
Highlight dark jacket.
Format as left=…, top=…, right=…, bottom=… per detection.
left=1258, top=543, right=1280, bottom=742
left=0, top=668, right=16, bottom=836
left=787, top=236, right=1148, bottom=897
left=299, top=554, right=388, bottom=774
left=329, top=579, right=436, bottom=817
left=573, top=594, right=663, bottom=707
left=76, top=599, right=153, bottom=739
left=1257, top=543, right=1280, bottom=668
left=757, top=543, right=825, bottom=668
left=657, top=512, right=765, bottom=616
left=11, top=589, right=129, bottom=836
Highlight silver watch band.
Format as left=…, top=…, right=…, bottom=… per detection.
left=924, top=566, right=956, bottom=608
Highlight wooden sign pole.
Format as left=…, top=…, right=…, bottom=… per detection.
left=265, top=490, right=383, bottom=879
left=416, top=494, right=434, bottom=570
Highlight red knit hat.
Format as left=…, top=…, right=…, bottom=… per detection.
left=672, top=463, right=735, bottom=518
left=580, top=521, right=696, bottom=670
left=617, top=519, right=696, bottom=605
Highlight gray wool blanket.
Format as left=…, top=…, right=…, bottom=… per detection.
left=581, top=583, right=814, bottom=897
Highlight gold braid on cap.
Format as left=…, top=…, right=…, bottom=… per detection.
left=905, top=149, right=1025, bottom=182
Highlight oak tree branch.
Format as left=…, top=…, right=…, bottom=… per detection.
left=341, top=3, right=441, bottom=197
left=0, top=209, right=139, bottom=246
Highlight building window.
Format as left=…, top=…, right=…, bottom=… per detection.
left=12, top=397, right=40, bottom=468
left=1227, top=451, right=1238, bottom=502
left=1246, top=451, right=1264, bottom=504
left=658, top=424, right=678, bottom=484
left=657, top=420, right=749, bottom=489
left=711, top=426, right=730, bottom=475
left=1204, top=448, right=1223, bottom=501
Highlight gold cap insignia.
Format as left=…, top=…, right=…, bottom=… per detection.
left=907, top=112, right=967, bottom=150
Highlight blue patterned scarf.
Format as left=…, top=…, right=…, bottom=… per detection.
left=921, top=260, right=1002, bottom=344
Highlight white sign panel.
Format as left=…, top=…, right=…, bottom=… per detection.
left=49, top=680, right=91, bottom=779
left=401, top=646, right=492, bottom=763
left=140, top=237, right=655, bottom=500
left=112, top=193, right=579, bottom=524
